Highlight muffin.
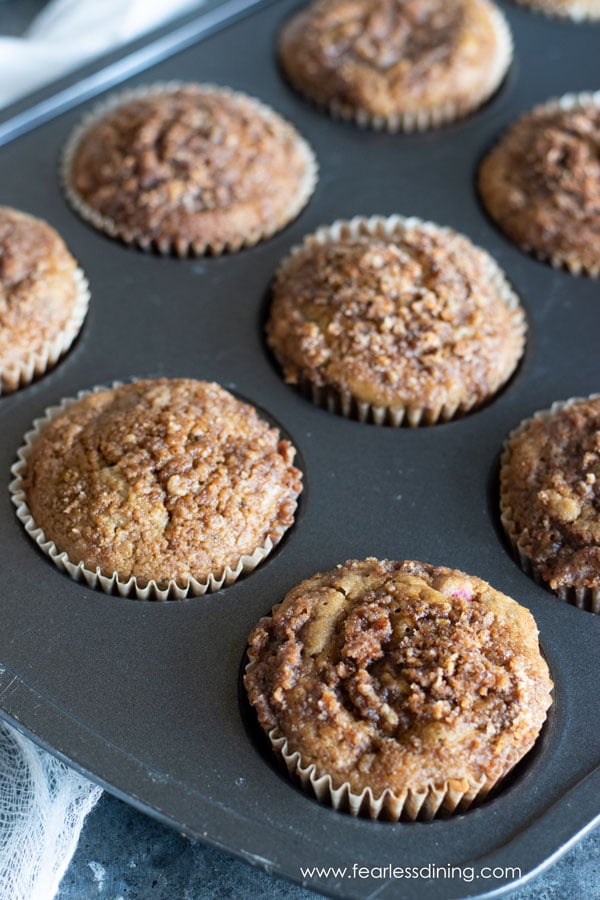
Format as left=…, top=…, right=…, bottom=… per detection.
left=11, top=379, right=302, bottom=600
left=500, top=395, right=600, bottom=612
left=63, top=83, right=317, bottom=255
left=0, top=206, right=89, bottom=394
left=479, top=93, right=600, bottom=276
left=266, top=216, right=526, bottom=425
left=513, top=0, right=600, bottom=20
left=278, top=0, right=513, bottom=131
left=245, top=558, right=552, bottom=820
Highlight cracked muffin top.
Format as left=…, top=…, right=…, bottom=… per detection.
left=23, top=379, right=302, bottom=588
left=245, top=558, right=552, bottom=797
left=479, top=99, right=600, bottom=276
left=278, top=0, right=512, bottom=127
left=0, top=206, right=82, bottom=376
left=266, top=219, right=525, bottom=419
left=65, top=84, right=317, bottom=254
left=501, top=397, right=600, bottom=592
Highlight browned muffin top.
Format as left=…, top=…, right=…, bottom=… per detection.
left=501, top=397, right=600, bottom=591
left=279, top=0, right=511, bottom=123
left=67, top=85, right=316, bottom=252
left=0, top=206, right=79, bottom=370
left=24, top=379, right=302, bottom=589
left=479, top=101, right=600, bottom=275
left=266, top=221, right=525, bottom=415
left=245, top=558, right=552, bottom=796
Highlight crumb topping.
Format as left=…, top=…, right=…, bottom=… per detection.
left=24, top=379, right=302, bottom=588
left=502, top=397, right=600, bottom=589
left=266, top=225, right=525, bottom=412
left=279, top=0, right=509, bottom=119
left=0, top=206, right=79, bottom=369
left=245, top=558, right=552, bottom=794
left=300, top=0, right=465, bottom=73
left=69, top=86, right=313, bottom=248
left=479, top=103, right=600, bottom=273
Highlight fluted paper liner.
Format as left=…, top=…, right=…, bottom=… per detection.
left=269, top=727, right=497, bottom=821
left=273, top=215, right=525, bottom=426
left=9, top=383, right=297, bottom=601
left=62, top=82, right=318, bottom=257
left=514, top=0, right=600, bottom=21
left=280, top=3, right=513, bottom=133
left=500, top=394, right=600, bottom=613
left=0, top=268, right=89, bottom=395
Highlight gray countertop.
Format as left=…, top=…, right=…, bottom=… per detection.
left=56, top=794, right=599, bottom=899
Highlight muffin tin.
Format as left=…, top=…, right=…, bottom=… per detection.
left=0, top=1, right=598, bottom=898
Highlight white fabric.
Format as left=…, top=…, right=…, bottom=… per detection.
left=0, top=720, right=102, bottom=900
left=0, top=0, right=204, bottom=109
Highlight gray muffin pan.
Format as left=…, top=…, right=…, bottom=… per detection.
left=0, top=1, right=598, bottom=898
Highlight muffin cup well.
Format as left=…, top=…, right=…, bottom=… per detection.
left=61, top=82, right=318, bottom=257
left=267, top=727, right=495, bottom=821
left=0, top=268, right=89, bottom=395
left=280, top=3, right=513, bottom=133
left=9, top=384, right=297, bottom=601
left=513, top=0, right=600, bottom=21
left=271, top=215, right=526, bottom=427
left=500, top=394, right=600, bottom=613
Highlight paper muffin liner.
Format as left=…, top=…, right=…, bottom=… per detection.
left=266, top=727, right=500, bottom=821
left=273, top=215, right=526, bottom=427
left=0, top=268, right=90, bottom=395
left=9, top=383, right=298, bottom=601
left=280, top=3, right=513, bottom=133
left=61, top=82, right=318, bottom=257
left=514, top=0, right=600, bottom=21
left=500, top=394, right=600, bottom=614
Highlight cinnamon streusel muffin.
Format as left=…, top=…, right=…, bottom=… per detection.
left=514, top=0, right=600, bottom=20
left=500, top=395, right=600, bottom=612
left=479, top=93, right=600, bottom=276
left=278, top=0, right=513, bottom=131
left=63, top=83, right=317, bottom=255
left=245, top=558, right=552, bottom=820
left=0, top=206, right=89, bottom=394
left=266, top=216, right=525, bottom=425
left=13, top=379, right=302, bottom=599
